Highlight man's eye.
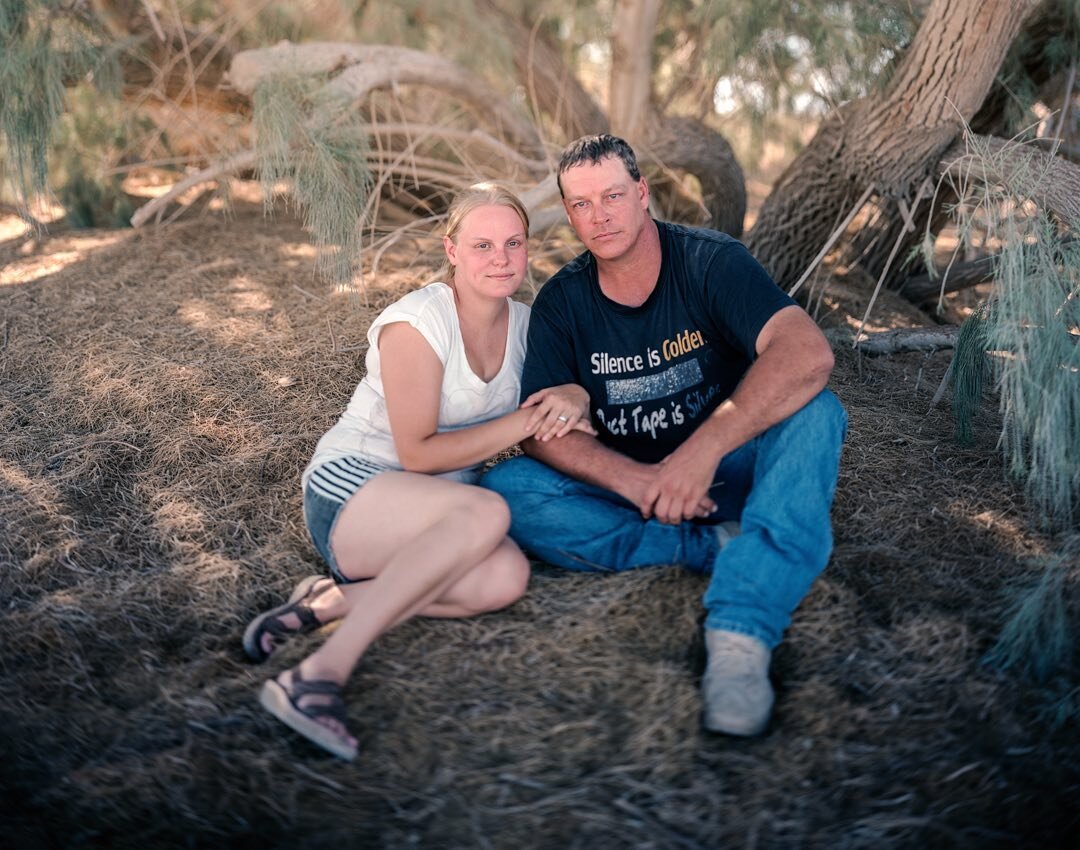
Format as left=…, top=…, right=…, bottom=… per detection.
left=608, top=193, right=622, bottom=201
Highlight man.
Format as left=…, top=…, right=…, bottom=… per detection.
left=483, top=134, right=846, bottom=736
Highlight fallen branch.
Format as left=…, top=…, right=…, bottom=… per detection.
left=130, top=149, right=257, bottom=227
left=898, top=255, right=996, bottom=303
left=366, top=123, right=548, bottom=174
left=898, top=235, right=1076, bottom=303
left=849, top=325, right=960, bottom=355
left=131, top=44, right=557, bottom=230
left=229, top=42, right=543, bottom=155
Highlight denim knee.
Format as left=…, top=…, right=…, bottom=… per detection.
left=481, top=455, right=558, bottom=501
left=795, top=389, right=848, bottom=442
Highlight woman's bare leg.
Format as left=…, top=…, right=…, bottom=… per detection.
left=271, top=472, right=529, bottom=747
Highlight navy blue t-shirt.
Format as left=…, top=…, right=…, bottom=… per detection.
left=522, top=221, right=795, bottom=463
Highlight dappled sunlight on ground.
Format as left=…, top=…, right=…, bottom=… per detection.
left=226, top=278, right=275, bottom=313
left=278, top=242, right=318, bottom=259
left=1, top=231, right=127, bottom=286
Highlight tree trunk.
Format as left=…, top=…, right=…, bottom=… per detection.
left=476, top=2, right=746, bottom=236
left=747, top=0, right=1041, bottom=288
left=897, top=256, right=995, bottom=304
left=643, top=116, right=746, bottom=238
left=609, top=0, right=662, bottom=143
left=840, top=0, right=1073, bottom=289
left=475, top=1, right=609, bottom=141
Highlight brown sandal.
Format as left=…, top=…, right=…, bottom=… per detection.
left=242, top=575, right=333, bottom=662
left=259, top=668, right=357, bottom=760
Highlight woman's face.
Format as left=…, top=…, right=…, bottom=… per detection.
left=444, top=204, right=528, bottom=299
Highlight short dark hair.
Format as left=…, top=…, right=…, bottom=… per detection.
left=556, top=134, right=641, bottom=197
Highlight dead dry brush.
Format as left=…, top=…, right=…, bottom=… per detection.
left=0, top=208, right=1078, bottom=849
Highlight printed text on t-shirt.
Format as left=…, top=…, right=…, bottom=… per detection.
left=589, top=328, right=706, bottom=375
left=590, top=327, right=720, bottom=441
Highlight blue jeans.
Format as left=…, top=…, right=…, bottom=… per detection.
left=481, top=389, right=847, bottom=648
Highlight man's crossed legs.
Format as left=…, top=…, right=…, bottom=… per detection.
left=482, top=389, right=847, bottom=734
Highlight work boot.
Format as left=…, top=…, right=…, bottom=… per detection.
left=701, top=628, right=774, bottom=736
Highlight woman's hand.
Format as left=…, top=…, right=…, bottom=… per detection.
left=521, top=384, right=596, bottom=441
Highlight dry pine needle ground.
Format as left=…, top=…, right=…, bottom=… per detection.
left=0, top=205, right=1077, bottom=849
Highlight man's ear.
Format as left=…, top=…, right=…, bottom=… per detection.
left=637, top=177, right=650, bottom=209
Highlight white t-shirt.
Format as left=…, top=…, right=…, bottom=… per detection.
left=303, top=282, right=530, bottom=489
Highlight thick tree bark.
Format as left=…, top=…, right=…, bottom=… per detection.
left=746, top=0, right=1042, bottom=289
left=938, top=134, right=1080, bottom=225
left=842, top=0, right=1074, bottom=287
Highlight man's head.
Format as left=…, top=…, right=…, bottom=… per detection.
left=557, top=134, right=650, bottom=262
left=556, top=134, right=641, bottom=198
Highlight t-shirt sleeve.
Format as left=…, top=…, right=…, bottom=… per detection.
left=369, top=286, right=453, bottom=364
left=700, top=240, right=796, bottom=358
left=519, top=285, right=580, bottom=403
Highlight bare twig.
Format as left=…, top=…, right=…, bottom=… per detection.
left=789, top=183, right=876, bottom=297
left=1053, top=62, right=1077, bottom=142
left=854, top=180, right=930, bottom=342
left=292, top=284, right=326, bottom=302
left=130, top=150, right=257, bottom=227
left=139, top=0, right=167, bottom=41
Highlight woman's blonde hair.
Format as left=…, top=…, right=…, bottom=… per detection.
left=440, top=182, right=530, bottom=283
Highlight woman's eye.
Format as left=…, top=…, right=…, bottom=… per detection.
left=507, top=240, right=522, bottom=248
left=476, top=242, right=490, bottom=249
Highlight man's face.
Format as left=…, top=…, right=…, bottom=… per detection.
left=560, top=156, right=650, bottom=261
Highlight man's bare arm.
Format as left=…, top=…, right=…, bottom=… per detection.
left=522, top=431, right=655, bottom=507
left=647, top=305, right=835, bottom=524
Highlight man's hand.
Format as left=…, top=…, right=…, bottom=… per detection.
left=641, top=441, right=719, bottom=524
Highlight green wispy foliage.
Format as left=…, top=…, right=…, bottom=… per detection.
left=983, top=534, right=1078, bottom=692
left=253, top=73, right=372, bottom=286
left=0, top=0, right=116, bottom=207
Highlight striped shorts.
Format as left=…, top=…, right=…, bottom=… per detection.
left=303, top=455, right=389, bottom=583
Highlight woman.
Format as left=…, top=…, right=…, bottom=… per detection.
left=243, top=183, right=592, bottom=760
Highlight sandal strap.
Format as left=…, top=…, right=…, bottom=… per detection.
left=260, top=601, right=318, bottom=637
left=284, top=670, right=349, bottom=725
left=258, top=578, right=331, bottom=638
